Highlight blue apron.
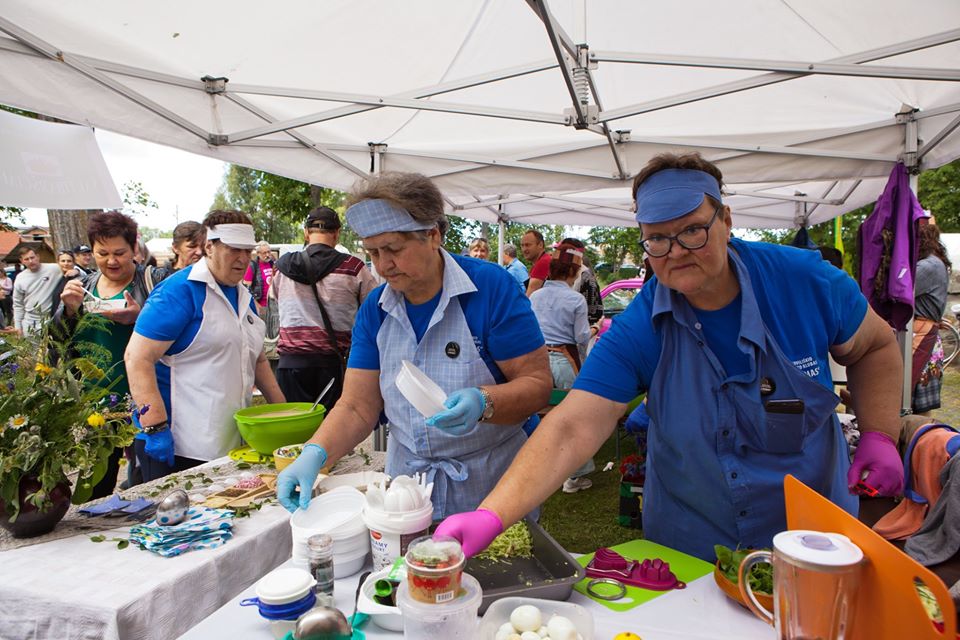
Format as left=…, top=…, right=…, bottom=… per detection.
left=643, top=249, right=856, bottom=561
left=376, top=251, right=528, bottom=520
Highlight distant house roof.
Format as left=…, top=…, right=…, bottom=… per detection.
left=0, top=231, right=22, bottom=259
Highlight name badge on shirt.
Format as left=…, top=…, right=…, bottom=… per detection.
left=445, top=342, right=460, bottom=358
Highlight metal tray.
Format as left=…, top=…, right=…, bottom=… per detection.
left=465, top=516, right=585, bottom=614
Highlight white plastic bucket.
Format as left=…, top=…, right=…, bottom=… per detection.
left=362, top=502, right=434, bottom=571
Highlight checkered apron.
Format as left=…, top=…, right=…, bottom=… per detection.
left=376, top=251, right=527, bottom=519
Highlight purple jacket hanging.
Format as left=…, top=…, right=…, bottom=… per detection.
left=857, top=163, right=926, bottom=331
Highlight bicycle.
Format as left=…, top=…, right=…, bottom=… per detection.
left=939, top=311, right=960, bottom=368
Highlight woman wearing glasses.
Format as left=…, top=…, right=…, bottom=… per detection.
left=436, top=152, right=904, bottom=562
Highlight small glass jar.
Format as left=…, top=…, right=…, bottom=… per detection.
left=306, top=534, right=334, bottom=599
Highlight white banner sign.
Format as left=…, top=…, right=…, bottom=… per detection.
left=0, top=109, right=121, bottom=209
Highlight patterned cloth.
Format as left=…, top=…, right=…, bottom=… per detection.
left=129, top=506, right=234, bottom=557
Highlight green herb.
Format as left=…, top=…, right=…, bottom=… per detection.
left=90, top=534, right=106, bottom=542
left=235, top=462, right=251, bottom=469
left=714, top=544, right=773, bottom=595
left=475, top=522, right=533, bottom=561
left=89, top=534, right=131, bottom=549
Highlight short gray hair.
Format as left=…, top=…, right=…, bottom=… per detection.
left=256, top=240, right=271, bottom=251
left=502, top=243, right=517, bottom=258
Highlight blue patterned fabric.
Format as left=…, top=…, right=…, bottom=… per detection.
left=344, top=199, right=436, bottom=238
left=129, top=506, right=235, bottom=557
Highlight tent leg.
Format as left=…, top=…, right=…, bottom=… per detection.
left=900, top=170, right=920, bottom=415
left=497, top=214, right=506, bottom=266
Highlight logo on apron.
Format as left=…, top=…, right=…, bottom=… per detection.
left=445, top=341, right=460, bottom=358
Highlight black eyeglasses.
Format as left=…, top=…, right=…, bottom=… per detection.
left=639, top=204, right=723, bottom=258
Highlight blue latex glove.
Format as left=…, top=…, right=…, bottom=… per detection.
left=277, top=443, right=328, bottom=512
left=426, top=387, right=485, bottom=435
left=134, top=428, right=175, bottom=467
left=131, top=407, right=175, bottom=467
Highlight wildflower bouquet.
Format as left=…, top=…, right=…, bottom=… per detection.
left=0, top=320, right=137, bottom=521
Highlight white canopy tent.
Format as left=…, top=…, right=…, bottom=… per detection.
left=0, top=0, right=958, bottom=229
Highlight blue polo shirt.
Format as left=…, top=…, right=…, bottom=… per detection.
left=349, top=253, right=543, bottom=381
left=134, top=265, right=256, bottom=418
left=576, top=238, right=866, bottom=399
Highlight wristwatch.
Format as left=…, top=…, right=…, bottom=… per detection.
left=142, top=420, right=170, bottom=435
left=478, top=387, right=495, bottom=421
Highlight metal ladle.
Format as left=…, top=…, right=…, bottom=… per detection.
left=309, top=378, right=336, bottom=414
left=293, top=605, right=352, bottom=640
left=155, top=489, right=190, bottom=526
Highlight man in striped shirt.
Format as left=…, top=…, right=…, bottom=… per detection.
left=270, top=207, right=376, bottom=408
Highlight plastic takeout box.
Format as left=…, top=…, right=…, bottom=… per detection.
left=396, top=360, right=447, bottom=417
left=465, top=516, right=585, bottom=614
left=478, top=596, right=594, bottom=639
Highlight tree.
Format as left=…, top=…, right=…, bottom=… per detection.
left=211, top=165, right=348, bottom=246
left=122, top=181, right=158, bottom=219
left=587, top=225, right=642, bottom=278
left=919, top=159, right=960, bottom=231
left=48, top=209, right=95, bottom=252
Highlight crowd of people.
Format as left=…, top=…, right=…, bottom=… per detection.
left=12, top=150, right=937, bottom=563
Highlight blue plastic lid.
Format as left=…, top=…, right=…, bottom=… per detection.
left=240, top=591, right=317, bottom=620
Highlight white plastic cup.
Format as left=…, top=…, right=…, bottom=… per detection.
left=397, top=572, right=481, bottom=639
left=362, top=502, right=434, bottom=571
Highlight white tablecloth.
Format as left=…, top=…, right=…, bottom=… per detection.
left=182, top=561, right=775, bottom=640
left=0, top=478, right=292, bottom=640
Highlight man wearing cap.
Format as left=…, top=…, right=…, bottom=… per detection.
left=269, top=206, right=376, bottom=408
left=436, top=152, right=904, bottom=562
left=125, top=209, right=285, bottom=481
left=73, top=244, right=94, bottom=274
left=276, top=172, right=551, bottom=519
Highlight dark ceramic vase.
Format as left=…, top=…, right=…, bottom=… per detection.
left=0, top=473, right=72, bottom=538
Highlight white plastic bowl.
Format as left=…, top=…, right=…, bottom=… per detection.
left=396, top=360, right=447, bottom=417
left=333, top=546, right=368, bottom=579
left=356, top=567, right=404, bottom=631
left=478, top=596, right=595, bottom=639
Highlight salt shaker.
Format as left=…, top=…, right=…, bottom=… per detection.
left=307, top=534, right=334, bottom=602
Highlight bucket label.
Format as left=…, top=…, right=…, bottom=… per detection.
left=369, top=526, right=430, bottom=571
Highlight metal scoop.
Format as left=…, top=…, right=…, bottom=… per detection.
left=294, top=605, right=352, bottom=640
left=155, top=489, right=190, bottom=526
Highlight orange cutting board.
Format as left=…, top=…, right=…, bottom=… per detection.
left=784, top=474, right=956, bottom=639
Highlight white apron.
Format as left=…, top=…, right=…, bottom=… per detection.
left=162, top=258, right=265, bottom=460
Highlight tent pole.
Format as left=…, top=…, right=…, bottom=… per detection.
left=498, top=208, right=506, bottom=266
left=899, top=110, right=920, bottom=414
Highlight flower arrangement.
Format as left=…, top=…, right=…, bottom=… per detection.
left=0, top=319, right=137, bottom=521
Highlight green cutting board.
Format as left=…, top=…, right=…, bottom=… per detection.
left=574, top=539, right=713, bottom=612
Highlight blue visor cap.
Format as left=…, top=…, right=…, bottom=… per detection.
left=345, top=198, right=437, bottom=239
left=635, top=168, right=723, bottom=224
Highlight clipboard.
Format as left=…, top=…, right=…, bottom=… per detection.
left=784, top=474, right=956, bottom=639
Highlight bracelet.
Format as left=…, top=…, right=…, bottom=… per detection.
left=142, top=420, right=169, bottom=435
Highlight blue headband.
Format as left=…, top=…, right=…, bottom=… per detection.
left=635, top=168, right=723, bottom=224
left=345, top=198, right=437, bottom=238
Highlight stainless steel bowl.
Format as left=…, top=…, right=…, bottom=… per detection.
left=294, top=606, right=352, bottom=639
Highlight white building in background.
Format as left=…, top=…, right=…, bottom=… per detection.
left=939, top=233, right=960, bottom=294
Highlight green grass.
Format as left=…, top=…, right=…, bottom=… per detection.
left=538, top=430, right=644, bottom=554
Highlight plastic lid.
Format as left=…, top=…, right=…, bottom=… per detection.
left=291, top=486, right=366, bottom=537
left=256, top=568, right=316, bottom=604
left=397, top=572, right=481, bottom=617
left=405, top=535, right=464, bottom=571
left=773, top=530, right=864, bottom=567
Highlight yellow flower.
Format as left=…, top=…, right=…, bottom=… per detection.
left=34, top=363, right=53, bottom=377
left=8, top=415, right=27, bottom=430
left=86, top=413, right=106, bottom=428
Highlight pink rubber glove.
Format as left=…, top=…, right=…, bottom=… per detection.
left=847, top=431, right=904, bottom=496
left=433, top=508, right=504, bottom=558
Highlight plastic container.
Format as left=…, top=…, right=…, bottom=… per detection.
left=362, top=501, right=433, bottom=571
left=395, top=360, right=446, bottom=417
left=404, top=535, right=465, bottom=604
left=291, top=487, right=369, bottom=568
left=397, top=571, right=481, bottom=639
left=465, top=516, right=586, bottom=614
left=333, top=545, right=368, bottom=579
left=477, top=596, right=595, bottom=639
left=356, top=567, right=405, bottom=631
left=235, top=402, right=326, bottom=454
left=239, top=567, right=319, bottom=640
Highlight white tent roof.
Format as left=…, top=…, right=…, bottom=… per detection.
left=1, top=1, right=958, bottom=228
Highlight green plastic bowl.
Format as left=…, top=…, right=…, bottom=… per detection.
left=234, top=402, right=326, bottom=455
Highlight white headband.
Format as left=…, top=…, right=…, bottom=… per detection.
left=206, top=223, right=257, bottom=249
